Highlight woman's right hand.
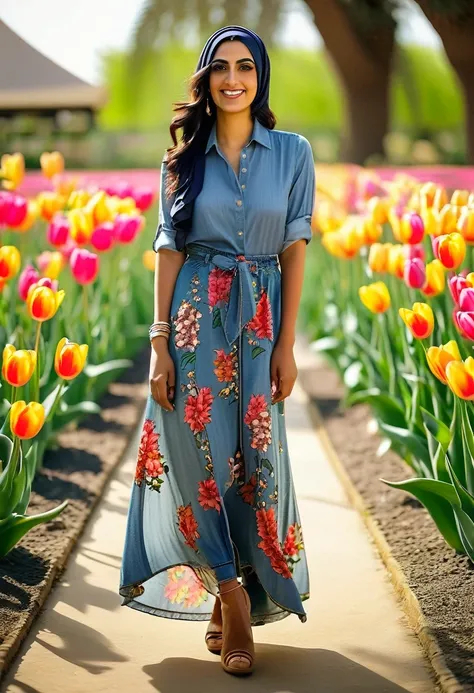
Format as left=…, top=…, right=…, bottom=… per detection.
left=149, top=339, right=175, bottom=412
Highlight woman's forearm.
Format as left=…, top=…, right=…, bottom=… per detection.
left=277, top=239, right=306, bottom=347
left=153, top=248, right=186, bottom=324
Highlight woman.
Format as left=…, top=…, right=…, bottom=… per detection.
left=119, top=25, right=315, bottom=677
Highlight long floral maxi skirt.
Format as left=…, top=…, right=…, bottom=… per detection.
left=119, top=242, right=310, bottom=626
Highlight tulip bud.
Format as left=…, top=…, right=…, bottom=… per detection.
left=368, top=243, right=391, bottom=273
left=0, top=192, right=28, bottom=228
left=438, top=204, right=458, bottom=235
left=70, top=248, right=99, bottom=285
left=361, top=217, right=383, bottom=245
left=0, top=246, right=21, bottom=281
left=449, top=274, right=469, bottom=305
left=404, top=258, right=426, bottom=289
left=432, top=232, right=466, bottom=270
left=18, top=265, right=40, bottom=301
left=133, top=188, right=155, bottom=212
left=399, top=302, right=434, bottom=340
left=54, top=337, right=88, bottom=380
left=36, top=191, right=64, bottom=222
left=399, top=212, right=425, bottom=245
left=10, top=401, right=45, bottom=439
left=69, top=208, right=94, bottom=246
left=114, top=214, right=145, bottom=244
left=387, top=244, right=406, bottom=279
left=85, top=190, right=113, bottom=226
left=47, top=213, right=70, bottom=247
left=455, top=312, right=474, bottom=341
left=90, top=222, right=115, bottom=252
left=1, top=153, right=25, bottom=191
left=421, top=260, right=445, bottom=297
left=143, top=250, right=156, bottom=272
left=445, top=358, right=474, bottom=400
left=40, top=151, right=65, bottom=179
left=426, top=340, right=462, bottom=384
left=358, top=281, right=391, bottom=313
left=2, top=345, right=37, bottom=387
left=27, top=285, right=65, bottom=322
left=458, top=287, right=474, bottom=312
left=419, top=207, right=440, bottom=237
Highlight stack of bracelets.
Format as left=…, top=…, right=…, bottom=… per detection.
left=149, top=321, right=171, bottom=342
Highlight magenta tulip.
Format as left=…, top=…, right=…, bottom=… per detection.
left=453, top=309, right=468, bottom=338
left=459, top=287, right=474, bottom=312
left=47, top=213, right=70, bottom=247
left=133, top=188, right=155, bottom=212
left=456, top=312, right=474, bottom=340
left=114, top=214, right=144, bottom=244
left=70, top=248, right=99, bottom=285
left=0, top=191, right=28, bottom=228
left=104, top=181, right=133, bottom=199
left=449, top=274, right=469, bottom=305
left=404, top=258, right=426, bottom=289
left=91, top=222, right=115, bottom=252
left=18, top=265, right=40, bottom=301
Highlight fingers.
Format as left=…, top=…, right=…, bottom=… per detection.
left=272, top=375, right=295, bottom=404
left=151, top=373, right=174, bottom=412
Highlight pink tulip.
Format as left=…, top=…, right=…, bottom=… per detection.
left=132, top=188, right=155, bottom=212
left=453, top=309, right=469, bottom=338
left=404, top=244, right=425, bottom=262
left=47, top=213, right=70, bottom=247
left=0, top=192, right=28, bottom=228
left=404, top=258, right=426, bottom=289
left=459, top=288, right=474, bottom=312
left=104, top=181, right=133, bottom=199
left=456, top=312, right=474, bottom=341
left=91, top=222, right=115, bottom=252
left=18, top=265, right=40, bottom=301
left=449, top=274, right=469, bottom=305
left=70, top=248, right=99, bottom=285
left=114, top=214, right=144, bottom=244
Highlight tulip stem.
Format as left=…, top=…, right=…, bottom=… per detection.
left=10, top=385, right=18, bottom=405
left=82, top=285, right=91, bottom=346
left=34, top=322, right=42, bottom=402
left=46, top=380, right=64, bottom=423
left=377, top=313, right=396, bottom=397
left=10, top=435, right=21, bottom=469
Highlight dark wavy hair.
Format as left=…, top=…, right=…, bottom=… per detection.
left=163, top=58, right=277, bottom=200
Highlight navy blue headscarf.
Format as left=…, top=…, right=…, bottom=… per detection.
left=169, top=25, right=271, bottom=250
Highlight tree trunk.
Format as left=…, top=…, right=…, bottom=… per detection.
left=304, top=0, right=395, bottom=164
left=415, top=1, right=474, bottom=163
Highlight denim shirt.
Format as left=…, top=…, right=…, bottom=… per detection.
left=152, top=118, right=315, bottom=256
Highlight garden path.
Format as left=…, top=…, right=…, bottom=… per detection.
left=1, top=336, right=439, bottom=693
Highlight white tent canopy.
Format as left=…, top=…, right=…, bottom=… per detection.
left=0, top=20, right=107, bottom=113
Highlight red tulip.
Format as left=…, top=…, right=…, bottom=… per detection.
left=47, top=213, right=70, bottom=247
left=404, top=258, right=426, bottom=289
left=91, top=222, right=115, bottom=252
left=0, top=191, right=28, bottom=228
left=70, top=248, right=99, bottom=285
left=18, top=265, right=40, bottom=301
left=114, top=214, right=144, bottom=244
left=132, top=188, right=155, bottom=212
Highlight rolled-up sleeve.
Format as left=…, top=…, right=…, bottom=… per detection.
left=152, top=158, right=180, bottom=253
left=282, top=135, right=315, bottom=252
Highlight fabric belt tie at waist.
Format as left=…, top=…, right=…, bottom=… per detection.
left=211, top=253, right=257, bottom=347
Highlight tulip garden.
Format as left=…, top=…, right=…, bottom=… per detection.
left=0, top=151, right=157, bottom=560
left=303, top=172, right=474, bottom=566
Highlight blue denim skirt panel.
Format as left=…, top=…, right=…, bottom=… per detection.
left=119, top=243, right=310, bottom=625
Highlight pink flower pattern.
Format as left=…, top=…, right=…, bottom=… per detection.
left=244, top=394, right=272, bottom=452
left=208, top=267, right=234, bottom=307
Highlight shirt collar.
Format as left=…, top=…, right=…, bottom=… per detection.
left=205, top=118, right=272, bottom=154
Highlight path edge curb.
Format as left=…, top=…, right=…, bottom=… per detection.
left=304, top=392, right=465, bottom=693
left=0, top=381, right=148, bottom=685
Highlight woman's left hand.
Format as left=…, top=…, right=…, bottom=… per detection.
left=270, top=339, right=297, bottom=404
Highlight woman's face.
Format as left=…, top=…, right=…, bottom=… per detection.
left=208, top=40, right=258, bottom=115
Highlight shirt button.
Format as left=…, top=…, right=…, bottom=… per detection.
left=237, top=231, right=243, bottom=236
left=241, top=184, right=246, bottom=190
left=241, top=168, right=247, bottom=173
left=236, top=200, right=242, bottom=207
left=242, top=153, right=247, bottom=159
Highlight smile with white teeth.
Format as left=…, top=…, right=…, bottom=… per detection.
left=222, top=89, right=245, bottom=98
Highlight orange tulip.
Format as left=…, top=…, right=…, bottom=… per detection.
left=445, top=358, right=474, bottom=400
left=368, top=243, right=391, bottom=273
left=2, top=345, right=37, bottom=387
left=16, top=200, right=39, bottom=233
left=10, top=400, right=45, bottom=439
left=426, top=341, right=462, bottom=384
left=358, top=281, right=391, bottom=314
left=457, top=207, right=474, bottom=244
left=438, top=204, right=459, bottom=235
left=432, top=232, right=466, bottom=270
left=421, top=259, right=445, bottom=297
left=387, top=244, right=406, bottom=279
left=388, top=207, right=403, bottom=242
left=27, top=285, right=65, bottom=322
left=36, top=191, right=64, bottom=222
left=367, top=196, right=388, bottom=225
left=399, top=303, right=434, bottom=340
left=0, top=246, right=21, bottom=281
left=361, top=217, right=383, bottom=245
left=1, top=153, right=25, bottom=190
left=143, top=250, right=156, bottom=272
left=40, top=151, right=65, bottom=179
left=54, top=337, right=88, bottom=380
left=69, top=208, right=94, bottom=246
left=451, top=189, right=469, bottom=207
left=52, top=173, right=78, bottom=198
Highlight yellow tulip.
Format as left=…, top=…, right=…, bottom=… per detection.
left=457, top=207, right=474, bottom=244
left=387, top=244, right=406, bottom=279
left=421, top=259, right=445, bottom=297
left=1, top=153, right=25, bottom=190
left=2, top=345, right=36, bottom=387
left=0, top=246, right=21, bottom=281
left=36, top=191, right=64, bottom=222
left=433, top=187, right=448, bottom=212
left=367, top=197, right=388, bottom=225
left=85, top=190, right=113, bottom=226
left=10, top=401, right=45, bottom=439
left=27, top=285, right=65, bottom=322
left=419, top=207, right=440, bottom=237
left=399, top=303, right=434, bottom=340
left=358, top=281, right=391, bottom=314
left=426, top=341, right=462, bottom=384
left=451, top=189, right=469, bottom=207
left=143, top=250, right=156, bottom=272
left=68, top=190, right=91, bottom=209
left=368, top=243, right=391, bottom=273
left=438, top=204, right=459, bottom=235
left=69, top=208, right=94, bottom=246
left=54, top=338, right=88, bottom=380
left=40, top=151, right=65, bottom=179
left=445, top=358, right=474, bottom=400
left=361, top=217, right=383, bottom=245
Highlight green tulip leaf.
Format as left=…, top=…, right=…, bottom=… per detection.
left=0, top=433, right=13, bottom=474
left=380, top=476, right=464, bottom=552
left=347, top=389, right=406, bottom=429
left=420, top=407, right=452, bottom=453
left=445, top=457, right=474, bottom=523
left=452, top=505, right=474, bottom=560
left=0, top=500, right=68, bottom=559
left=84, top=359, right=132, bottom=379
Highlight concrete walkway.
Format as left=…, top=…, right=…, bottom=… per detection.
left=2, top=338, right=439, bottom=693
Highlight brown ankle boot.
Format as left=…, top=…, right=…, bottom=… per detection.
left=219, top=583, right=254, bottom=676
left=205, top=596, right=223, bottom=654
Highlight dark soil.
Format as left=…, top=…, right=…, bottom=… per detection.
left=0, top=346, right=149, bottom=682
left=298, top=359, right=474, bottom=692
